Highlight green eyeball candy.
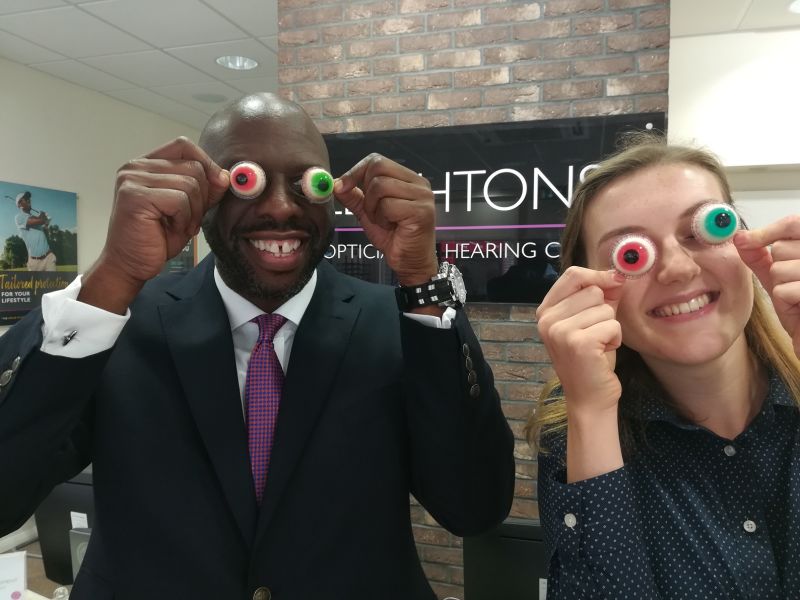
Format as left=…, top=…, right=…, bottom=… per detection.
left=692, top=203, right=739, bottom=245
left=300, top=167, right=334, bottom=204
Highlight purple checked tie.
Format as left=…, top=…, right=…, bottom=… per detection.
left=245, top=313, right=287, bottom=505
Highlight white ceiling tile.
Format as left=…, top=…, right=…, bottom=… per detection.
left=0, top=6, right=150, bottom=57
left=225, top=76, right=278, bottom=94
left=740, top=0, right=800, bottom=30
left=150, top=81, right=242, bottom=114
left=83, top=50, right=215, bottom=87
left=0, top=0, right=66, bottom=15
left=81, top=0, right=248, bottom=47
left=201, top=0, right=278, bottom=37
left=169, top=110, right=210, bottom=131
left=166, top=39, right=276, bottom=79
left=258, top=35, right=277, bottom=53
left=671, top=0, right=751, bottom=37
left=31, top=59, right=134, bottom=91
left=0, top=30, right=65, bottom=63
left=106, top=87, right=210, bottom=129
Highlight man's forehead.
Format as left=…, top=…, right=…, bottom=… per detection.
left=203, top=110, right=328, bottom=168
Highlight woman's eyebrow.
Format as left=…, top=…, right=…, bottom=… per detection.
left=596, top=225, right=647, bottom=248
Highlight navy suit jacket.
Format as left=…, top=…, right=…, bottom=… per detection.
left=0, top=256, right=515, bottom=600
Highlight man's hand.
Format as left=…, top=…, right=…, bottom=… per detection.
left=333, top=153, right=438, bottom=287
left=79, top=137, right=229, bottom=314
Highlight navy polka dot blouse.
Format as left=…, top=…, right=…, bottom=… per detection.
left=538, top=370, right=799, bottom=599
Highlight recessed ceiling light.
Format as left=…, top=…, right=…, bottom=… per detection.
left=216, top=55, right=258, bottom=70
left=790, top=0, right=800, bottom=14
left=192, top=93, right=228, bottom=103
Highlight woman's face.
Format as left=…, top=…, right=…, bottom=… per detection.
left=582, top=162, right=754, bottom=369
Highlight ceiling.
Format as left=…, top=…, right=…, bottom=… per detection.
left=0, top=0, right=279, bottom=130
left=0, top=0, right=798, bottom=131
left=671, top=0, right=800, bottom=37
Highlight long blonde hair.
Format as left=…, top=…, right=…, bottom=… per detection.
left=525, top=133, right=800, bottom=454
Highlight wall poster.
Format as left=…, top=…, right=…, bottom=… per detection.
left=0, top=180, right=77, bottom=325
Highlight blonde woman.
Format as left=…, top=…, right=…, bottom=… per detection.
left=527, top=135, right=800, bottom=599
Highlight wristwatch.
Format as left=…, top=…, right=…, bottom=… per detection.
left=395, top=262, right=466, bottom=311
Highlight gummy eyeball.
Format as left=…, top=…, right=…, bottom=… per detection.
left=692, top=203, right=739, bottom=245
left=611, top=235, right=657, bottom=278
left=229, top=161, right=266, bottom=200
left=299, top=167, right=334, bottom=204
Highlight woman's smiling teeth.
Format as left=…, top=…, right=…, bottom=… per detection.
left=652, top=292, right=712, bottom=317
left=249, top=238, right=301, bottom=256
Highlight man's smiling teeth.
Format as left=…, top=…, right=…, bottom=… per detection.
left=249, top=238, right=301, bottom=256
left=653, top=293, right=712, bottom=317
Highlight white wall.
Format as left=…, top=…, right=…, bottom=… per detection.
left=0, top=57, right=202, bottom=272
left=0, top=58, right=206, bottom=547
left=669, top=29, right=800, bottom=168
left=735, top=189, right=799, bottom=230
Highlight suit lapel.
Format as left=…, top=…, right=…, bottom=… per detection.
left=158, top=256, right=257, bottom=548
left=255, top=261, right=361, bottom=540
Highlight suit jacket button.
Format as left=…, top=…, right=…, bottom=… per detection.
left=253, top=587, right=271, bottom=600
left=465, top=356, right=473, bottom=371
left=11, top=356, right=21, bottom=372
left=462, top=343, right=470, bottom=357
left=469, top=383, right=480, bottom=398
left=467, top=370, right=477, bottom=385
left=0, top=369, right=12, bottom=387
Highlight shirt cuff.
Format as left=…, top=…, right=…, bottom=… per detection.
left=546, top=465, right=638, bottom=560
left=402, top=306, right=456, bottom=329
left=40, top=274, right=130, bottom=358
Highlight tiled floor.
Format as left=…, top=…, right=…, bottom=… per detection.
left=5, top=540, right=65, bottom=598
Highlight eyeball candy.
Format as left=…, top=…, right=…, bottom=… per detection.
left=229, top=161, right=266, bottom=200
left=611, top=235, right=657, bottom=278
left=692, top=203, right=739, bottom=245
left=298, top=167, right=334, bottom=204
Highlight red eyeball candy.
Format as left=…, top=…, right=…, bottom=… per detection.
left=229, top=161, right=266, bottom=200
left=611, top=235, right=657, bottom=278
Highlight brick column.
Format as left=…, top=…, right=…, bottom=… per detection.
left=277, top=2, right=669, bottom=597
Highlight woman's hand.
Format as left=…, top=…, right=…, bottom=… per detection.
left=536, top=266, right=627, bottom=414
left=735, top=214, right=800, bottom=357
left=536, top=266, right=627, bottom=482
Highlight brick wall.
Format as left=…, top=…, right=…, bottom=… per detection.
left=277, top=1, right=669, bottom=597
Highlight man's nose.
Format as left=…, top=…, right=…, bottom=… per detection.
left=252, top=175, right=303, bottom=222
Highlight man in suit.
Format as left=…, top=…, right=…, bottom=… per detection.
left=0, top=93, right=514, bottom=599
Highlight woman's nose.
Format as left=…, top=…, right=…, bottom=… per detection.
left=654, top=239, right=701, bottom=285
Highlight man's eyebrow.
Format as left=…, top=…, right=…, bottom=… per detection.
left=593, top=199, right=719, bottom=248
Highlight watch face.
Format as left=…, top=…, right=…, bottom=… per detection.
left=449, top=264, right=467, bottom=305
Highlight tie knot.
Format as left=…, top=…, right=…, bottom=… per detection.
left=253, top=313, right=287, bottom=343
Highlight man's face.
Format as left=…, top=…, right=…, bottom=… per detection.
left=201, top=107, right=333, bottom=312
left=18, top=197, right=30, bottom=211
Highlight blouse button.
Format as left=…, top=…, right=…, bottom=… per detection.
left=564, top=513, right=577, bottom=528
left=723, top=445, right=737, bottom=457
left=743, top=519, right=757, bottom=533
